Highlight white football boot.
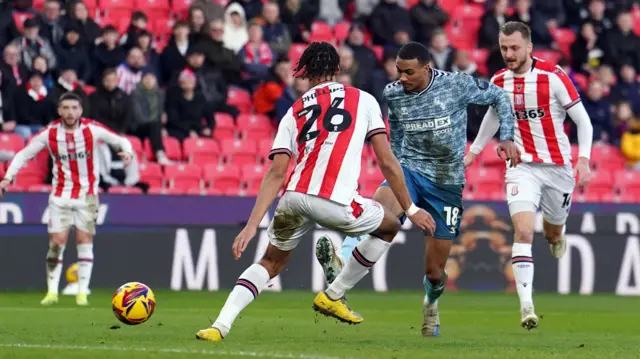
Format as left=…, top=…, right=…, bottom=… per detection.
left=549, top=235, right=567, bottom=258
left=315, top=236, right=345, bottom=285
left=520, top=304, right=539, bottom=330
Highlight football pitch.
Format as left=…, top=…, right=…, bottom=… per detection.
left=0, top=290, right=638, bottom=359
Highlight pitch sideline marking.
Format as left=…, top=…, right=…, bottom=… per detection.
left=0, top=343, right=356, bottom=359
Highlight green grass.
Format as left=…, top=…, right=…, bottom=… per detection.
left=0, top=290, right=638, bottom=359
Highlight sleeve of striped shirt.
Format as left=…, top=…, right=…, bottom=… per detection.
left=92, top=122, right=134, bottom=155
left=469, top=107, right=500, bottom=155
left=4, top=129, right=48, bottom=181
left=269, top=108, right=296, bottom=160
left=550, top=66, right=581, bottom=110
left=365, top=93, right=387, bottom=141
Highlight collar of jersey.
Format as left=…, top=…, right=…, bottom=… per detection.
left=413, top=68, right=436, bottom=96
left=308, top=81, right=339, bottom=93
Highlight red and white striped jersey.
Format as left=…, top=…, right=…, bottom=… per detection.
left=4, top=118, right=133, bottom=199
left=490, top=58, right=581, bottom=165
left=269, top=82, right=387, bottom=205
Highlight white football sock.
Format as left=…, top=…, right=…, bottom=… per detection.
left=46, top=243, right=65, bottom=294
left=213, top=264, right=270, bottom=337
left=325, top=236, right=391, bottom=300
left=77, top=243, right=94, bottom=295
left=511, top=242, right=534, bottom=308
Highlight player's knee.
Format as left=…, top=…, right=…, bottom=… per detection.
left=258, top=253, right=287, bottom=278
left=373, top=214, right=400, bottom=242
left=76, top=231, right=93, bottom=245
left=48, top=233, right=68, bottom=246
left=514, top=225, right=534, bottom=244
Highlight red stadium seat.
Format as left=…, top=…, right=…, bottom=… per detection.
left=227, top=87, right=252, bottom=113
left=573, top=190, right=601, bottom=203
left=183, top=137, right=219, bottom=162
left=213, top=112, right=237, bottom=140
left=372, top=45, right=384, bottom=62
left=333, top=21, right=351, bottom=43
left=438, top=0, right=463, bottom=15
left=108, top=186, right=144, bottom=194
left=134, top=0, right=170, bottom=12
left=144, top=136, right=181, bottom=161
left=615, top=170, right=640, bottom=191
left=164, top=163, right=202, bottom=189
left=5, top=184, right=25, bottom=192
left=572, top=73, right=588, bottom=91
left=10, top=159, right=46, bottom=186
left=288, top=43, right=307, bottom=66
left=152, top=17, right=175, bottom=38
left=186, top=187, right=225, bottom=196
left=13, top=12, right=36, bottom=34
left=139, top=162, right=163, bottom=188
left=591, top=144, right=626, bottom=171
left=100, top=0, right=133, bottom=12
left=237, top=113, right=272, bottom=130
left=258, top=138, right=274, bottom=158
left=531, top=50, right=562, bottom=66
left=310, top=21, right=333, bottom=42
left=33, top=0, right=46, bottom=11
left=203, top=163, right=241, bottom=190
left=478, top=140, right=504, bottom=167
left=243, top=127, right=273, bottom=141
left=242, top=164, right=266, bottom=185
left=405, top=0, right=419, bottom=8
left=445, top=23, right=475, bottom=51
left=171, top=0, right=195, bottom=18
left=27, top=184, right=52, bottom=193
left=601, top=192, right=637, bottom=203
left=359, top=182, right=379, bottom=198
left=470, top=48, right=489, bottom=76
left=148, top=187, right=186, bottom=195
left=97, top=14, right=130, bottom=34
left=221, top=139, right=259, bottom=166
left=125, top=135, right=144, bottom=160
left=0, top=133, right=25, bottom=153
left=551, top=28, right=577, bottom=59
left=452, top=4, right=484, bottom=22
left=360, top=166, right=384, bottom=188
left=237, top=187, right=259, bottom=197
left=584, top=171, right=614, bottom=193
left=467, top=167, right=503, bottom=187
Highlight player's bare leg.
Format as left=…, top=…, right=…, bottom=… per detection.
left=422, top=236, right=451, bottom=337
left=543, top=220, right=567, bottom=258
left=511, top=209, right=538, bottom=330
left=75, top=229, right=94, bottom=306
left=41, top=231, right=69, bottom=305
left=198, top=244, right=293, bottom=341
left=316, top=186, right=403, bottom=284
left=313, top=207, right=400, bottom=324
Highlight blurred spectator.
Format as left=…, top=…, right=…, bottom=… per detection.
left=337, top=72, right=352, bottom=85
left=452, top=50, right=480, bottom=77
left=199, top=19, right=243, bottom=86
left=278, top=0, right=318, bottom=43
left=619, top=112, right=640, bottom=169
left=370, top=0, right=413, bottom=46
left=583, top=0, right=613, bottom=36
left=410, top=0, right=449, bottom=45
left=338, top=46, right=367, bottom=91
left=120, top=11, right=149, bottom=51
left=571, top=22, right=604, bottom=75
left=614, top=101, right=636, bottom=139
left=371, top=50, right=398, bottom=105
left=355, top=0, right=383, bottom=19
left=238, top=0, right=264, bottom=22
left=89, top=68, right=133, bottom=134
left=50, top=68, right=88, bottom=109
left=55, top=23, right=91, bottom=83
left=39, top=0, right=65, bottom=46
left=564, top=0, right=590, bottom=29
left=257, top=2, right=292, bottom=56
left=582, top=79, right=614, bottom=144
left=32, top=55, right=54, bottom=89
left=97, top=143, right=148, bottom=193
left=161, top=21, right=190, bottom=86
left=478, top=0, right=508, bottom=49
left=384, top=27, right=411, bottom=53
left=188, top=5, right=209, bottom=43
left=240, top=22, right=275, bottom=82
left=224, top=3, right=249, bottom=54
left=429, top=30, right=456, bottom=72
left=10, top=18, right=57, bottom=70
left=611, top=64, right=640, bottom=114
left=136, top=30, right=161, bottom=82
left=165, top=68, right=214, bottom=141
left=1, top=45, right=28, bottom=90
left=131, top=72, right=172, bottom=165
left=605, top=11, right=640, bottom=73
left=67, top=1, right=101, bottom=49
left=253, top=56, right=292, bottom=119
left=344, top=23, right=378, bottom=84
left=318, top=0, right=348, bottom=26
left=190, top=0, right=225, bottom=22
left=595, top=64, right=615, bottom=96
left=0, top=0, right=39, bottom=48
left=275, top=76, right=309, bottom=122
left=92, top=26, right=125, bottom=85
left=507, top=0, right=554, bottom=48
left=14, top=72, right=57, bottom=140
left=486, top=47, right=506, bottom=78
left=535, top=0, right=566, bottom=28
left=116, top=47, right=147, bottom=94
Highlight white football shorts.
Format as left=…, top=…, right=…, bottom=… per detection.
left=47, top=195, right=99, bottom=234
left=267, top=191, right=385, bottom=251
left=505, top=162, right=575, bottom=225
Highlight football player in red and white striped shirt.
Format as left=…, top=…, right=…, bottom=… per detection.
left=196, top=42, right=435, bottom=342
left=0, top=92, right=133, bottom=306
left=465, top=22, right=594, bottom=330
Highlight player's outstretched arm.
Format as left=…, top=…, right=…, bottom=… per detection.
left=370, top=134, right=435, bottom=234
left=92, top=121, right=134, bottom=166
left=232, top=153, right=289, bottom=260
left=0, top=131, right=48, bottom=196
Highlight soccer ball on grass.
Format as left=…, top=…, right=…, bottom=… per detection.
left=111, top=282, right=156, bottom=325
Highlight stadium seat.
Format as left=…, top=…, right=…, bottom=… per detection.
left=148, top=187, right=185, bottom=195
left=139, top=162, right=164, bottom=188
left=27, top=184, right=52, bottom=193
left=333, top=21, right=351, bottom=43
left=452, top=4, right=484, bottom=22
left=152, top=17, right=175, bottom=38
left=467, top=167, right=503, bottom=187
left=186, top=187, right=225, bottom=196
left=0, top=133, right=25, bottom=153
left=125, top=135, right=144, bottom=161
left=470, top=48, right=489, bottom=76
left=258, top=138, right=274, bottom=158
left=372, top=45, right=384, bottom=62
left=97, top=14, right=130, bottom=34
left=144, top=136, right=181, bottom=161
left=183, top=137, right=220, bottom=162
left=585, top=171, right=614, bottom=193
left=551, top=28, right=576, bottom=59
left=221, top=139, right=259, bottom=166
left=33, top=0, right=46, bottom=11
left=11, top=160, right=46, bottom=186
left=359, top=182, right=378, bottom=198
left=237, top=113, right=272, bottom=129
left=100, top=0, right=133, bottom=13
left=445, top=23, right=475, bottom=51
left=170, top=0, right=194, bottom=18
left=531, top=50, right=562, bottom=66
left=478, top=140, right=503, bottom=167
left=615, top=170, right=640, bottom=191
left=243, top=127, right=274, bottom=141
left=601, top=192, right=637, bottom=203
left=310, top=21, right=333, bottom=42
left=108, top=186, right=144, bottom=194
left=288, top=43, right=307, bottom=66
left=227, top=87, right=252, bottom=113
left=134, top=0, right=170, bottom=14
left=203, top=163, right=241, bottom=190
left=242, top=164, right=267, bottom=187
left=438, top=0, right=463, bottom=15
left=12, top=12, right=36, bottom=34
left=573, top=190, right=601, bottom=203
left=360, top=166, right=384, bottom=188
left=591, top=144, right=626, bottom=171
left=164, top=163, right=202, bottom=189
left=5, top=184, right=25, bottom=192
left=213, top=112, right=237, bottom=140
left=572, top=73, right=588, bottom=91
left=237, top=187, right=260, bottom=197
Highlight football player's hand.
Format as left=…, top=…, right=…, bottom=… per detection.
left=408, top=209, right=436, bottom=236
left=574, top=157, right=592, bottom=188
left=497, top=140, right=520, bottom=168
left=0, top=179, right=9, bottom=199
left=117, top=152, right=132, bottom=167
left=232, top=226, right=257, bottom=260
left=463, top=152, right=477, bottom=171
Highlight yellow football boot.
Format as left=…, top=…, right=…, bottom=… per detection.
left=40, top=292, right=58, bottom=306
left=196, top=328, right=224, bottom=342
left=312, top=291, right=363, bottom=324
left=76, top=293, right=89, bottom=306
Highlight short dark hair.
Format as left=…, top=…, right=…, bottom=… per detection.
left=500, top=21, right=532, bottom=42
left=102, top=68, right=117, bottom=78
left=131, top=11, right=147, bottom=22
left=293, top=41, right=340, bottom=80
left=398, top=42, right=431, bottom=65
left=58, top=92, right=83, bottom=106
